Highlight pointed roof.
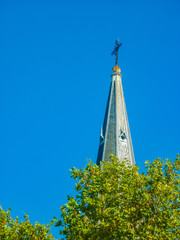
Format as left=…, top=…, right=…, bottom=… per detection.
left=97, top=66, right=135, bottom=166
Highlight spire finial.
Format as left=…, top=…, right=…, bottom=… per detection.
left=111, top=39, right=122, bottom=66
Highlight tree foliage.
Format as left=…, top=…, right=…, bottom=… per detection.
left=0, top=207, right=56, bottom=240
left=57, top=154, right=180, bottom=240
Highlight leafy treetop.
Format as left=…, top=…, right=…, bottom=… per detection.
left=0, top=207, right=57, bottom=240
left=57, top=154, right=180, bottom=240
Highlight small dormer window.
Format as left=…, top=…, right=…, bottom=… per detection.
left=120, top=129, right=126, bottom=140
left=100, top=135, right=104, bottom=144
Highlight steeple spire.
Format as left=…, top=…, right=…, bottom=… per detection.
left=96, top=42, right=135, bottom=166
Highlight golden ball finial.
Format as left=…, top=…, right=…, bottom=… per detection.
left=112, top=65, right=121, bottom=72
left=112, top=65, right=121, bottom=76
left=112, top=66, right=120, bottom=71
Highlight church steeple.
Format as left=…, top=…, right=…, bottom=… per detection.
left=96, top=41, right=135, bottom=166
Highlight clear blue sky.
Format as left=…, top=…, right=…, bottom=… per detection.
left=1, top=0, right=180, bottom=238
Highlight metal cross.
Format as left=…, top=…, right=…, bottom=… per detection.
left=111, top=39, right=122, bottom=66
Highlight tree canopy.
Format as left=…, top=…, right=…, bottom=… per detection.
left=0, top=207, right=56, bottom=240
left=57, top=155, right=180, bottom=240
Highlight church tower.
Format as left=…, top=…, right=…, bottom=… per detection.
left=97, top=40, right=135, bottom=166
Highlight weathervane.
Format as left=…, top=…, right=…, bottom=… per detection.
left=111, top=39, right=122, bottom=66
